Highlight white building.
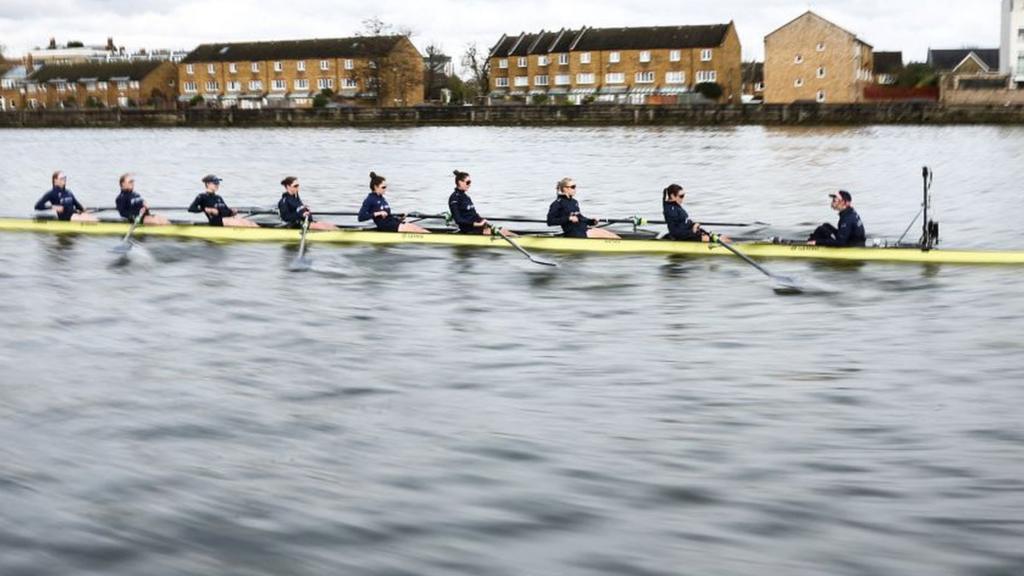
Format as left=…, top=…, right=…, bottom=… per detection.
left=1003, top=0, right=1024, bottom=86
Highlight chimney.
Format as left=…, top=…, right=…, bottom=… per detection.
left=25, top=53, right=34, bottom=69
left=107, top=37, right=115, bottom=51
left=48, top=37, right=57, bottom=49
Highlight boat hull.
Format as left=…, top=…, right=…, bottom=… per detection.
left=2, top=218, right=1023, bottom=265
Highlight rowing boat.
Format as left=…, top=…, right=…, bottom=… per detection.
left=2, top=217, right=1023, bottom=265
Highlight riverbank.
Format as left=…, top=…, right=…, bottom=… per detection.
left=3, top=103, right=1024, bottom=127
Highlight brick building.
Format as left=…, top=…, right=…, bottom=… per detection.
left=1, top=60, right=176, bottom=110
left=487, top=24, right=742, bottom=104
left=764, top=11, right=874, bottom=104
left=179, top=36, right=424, bottom=109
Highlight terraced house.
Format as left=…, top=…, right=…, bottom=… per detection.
left=487, top=24, right=742, bottom=105
left=178, top=36, right=424, bottom=109
left=0, top=60, right=176, bottom=110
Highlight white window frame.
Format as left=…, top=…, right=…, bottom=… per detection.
left=579, top=52, right=591, bottom=64
left=499, top=58, right=508, bottom=69
left=554, top=74, right=571, bottom=86
left=794, top=55, right=804, bottom=64
left=294, top=79, right=309, bottom=90
left=274, top=61, right=283, bottom=72
left=609, top=52, right=621, bottom=63
left=297, top=61, right=306, bottom=72
left=816, top=42, right=826, bottom=52
left=635, top=71, right=655, bottom=84
left=205, top=80, right=218, bottom=92
left=183, top=81, right=198, bottom=93
left=639, top=51, right=651, bottom=63
left=495, top=77, right=509, bottom=88
left=794, top=78, right=805, bottom=87
left=558, top=53, right=569, bottom=65
left=344, top=59, right=354, bottom=70
left=665, top=71, right=685, bottom=84
left=317, top=78, right=334, bottom=90
left=320, top=60, right=330, bottom=71
left=534, top=75, right=549, bottom=86
left=670, top=50, right=681, bottom=62
left=228, top=63, right=237, bottom=73
left=538, top=55, right=550, bottom=66
left=817, top=67, right=826, bottom=79
left=514, top=76, right=529, bottom=87
left=515, top=57, right=526, bottom=68
left=576, top=72, right=595, bottom=84
left=700, top=49, right=713, bottom=62
left=342, top=78, right=358, bottom=89
left=249, top=80, right=263, bottom=91
left=605, top=72, right=625, bottom=84
left=118, top=81, right=129, bottom=90
left=696, top=70, right=717, bottom=83
left=185, top=64, right=194, bottom=75
left=207, top=64, right=215, bottom=74
left=816, top=90, right=826, bottom=103
left=272, top=79, right=287, bottom=91
left=227, top=81, right=241, bottom=93
left=251, top=62, right=260, bottom=73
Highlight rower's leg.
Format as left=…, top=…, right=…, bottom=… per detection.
left=587, top=228, right=621, bottom=239
left=310, top=221, right=337, bottom=231
left=143, top=214, right=171, bottom=226
left=398, top=222, right=431, bottom=234
left=222, top=216, right=259, bottom=228
left=71, top=213, right=98, bottom=222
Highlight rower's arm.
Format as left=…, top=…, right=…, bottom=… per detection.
left=357, top=198, right=374, bottom=222
left=546, top=201, right=568, bottom=226
left=187, top=196, right=203, bottom=213
left=34, top=191, right=54, bottom=211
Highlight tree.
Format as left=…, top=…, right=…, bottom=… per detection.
left=0, top=44, right=6, bottom=60
left=352, top=18, right=420, bottom=107
left=897, top=63, right=939, bottom=88
left=66, top=41, right=84, bottom=48
left=695, top=82, right=723, bottom=101
left=424, top=43, right=449, bottom=101
left=461, top=42, right=489, bottom=103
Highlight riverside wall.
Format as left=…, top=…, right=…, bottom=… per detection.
left=3, top=103, right=1024, bottom=128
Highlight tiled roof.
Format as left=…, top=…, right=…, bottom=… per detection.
left=927, top=48, right=999, bottom=72
left=873, top=52, right=904, bottom=75
left=30, top=61, right=164, bottom=82
left=182, top=36, right=405, bottom=63
left=574, top=25, right=731, bottom=51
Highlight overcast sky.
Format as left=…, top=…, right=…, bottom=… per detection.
left=0, top=0, right=1005, bottom=69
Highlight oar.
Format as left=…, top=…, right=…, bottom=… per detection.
left=110, top=213, right=144, bottom=254
left=708, top=232, right=802, bottom=294
left=496, top=228, right=558, bottom=267
left=289, top=216, right=313, bottom=272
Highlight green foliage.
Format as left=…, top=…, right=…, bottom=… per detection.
left=695, top=82, right=723, bottom=100
left=319, top=88, right=335, bottom=98
left=530, top=94, right=550, bottom=106
left=582, top=95, right=596, bottom=105
left=85, top=96, right=104, bottom=108
left=312, top=93, right=330, bottom=108
left=188, top=94, right=204, bottom=107
left=66, top=41, right=84, bottom=48
left=896, top=63, right=939, bottom=88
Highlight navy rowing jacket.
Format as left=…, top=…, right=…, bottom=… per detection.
left=188, top=192, right=233, bottom=226
left=278, top=192, right=310, bottom=225
left=546, top=194, right=594, bottom=238
left=358, top=192, right=401, bottom=232
left=448, top=189, right=482, bottom=233
left=664, top=202, right=700, bottom=241
left=115, top=190, right=146, bottom=221
left=818, top=207, right=866, bottom=247
left=34, top=187, right=84, bottom=221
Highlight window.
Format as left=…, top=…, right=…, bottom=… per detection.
left=251, top=62, right=260, bottom=73
left=274, top=61, right=283, bottom=72
left=635, top=71, right=655, bottom=84
left=499, top=59, right=508, bottom=69
left=665, top=71, right=685, bottom=84
left=605, top=72, right=625, bottom=84
left=534, top=75, right=549, bottom=86
left=696, top=70, right=717, bottom=83
left=228, top=63, right=237, bottom=73
left=555, top=74, right=571, bottom=85
left=320, top=60, right=330, bottom=71
left=249, top=80, right=263, bottom=91
left=670, top=50, right=681, bottom=62
left=118, top=81, right=129, bottom=90
left=495, top=77, right=509, bottom=87
left=294, top=79, right=309, bottom=90
left=207, top=64, right=215, bottom=74
left=639, top=51, right=651, bottom=63
left=343, top=78, right=358, bottom=88
left=272, top=79, right=287, bottom=91
left=579, top=52, right=591, bottom=64
left=755, top=82, right=765, bottom=91
left=576, top=72, right=595, bottom=84
left=185, top=64, right=194, bottom=75
left=227, top=81, right=241, bottom=92
left=518, top=57, right=528, bottom=68
left=205, top=81, right=219, bottom=91
left=700, top=49, right=712, bottom=62
left=558, top=53, right=569, bottom=65
left=609, top=52, right=621, bottom=63
left=514, top=76, right=529, bottom=87
left=816, top=42, right=826, bottom=52
left=817, top=67, right=826, bottom=78
left=816, top=90, right=826, bottom=103
left=86, top=83, right=97, bottom=92
left=794, top=54, right=804, bottom=64
left=297, top=61, right=306, bottom=72
left=183, top=82, right=198, bottom=93
left=317, top=78, right=334, bottom=90
left=98, top=82, right=108, bottom=91
left=794, top=78, right=804, bottom=87
left=344, top=59, right=354, bottom=70
left=538, top=55, right=549, bottom=66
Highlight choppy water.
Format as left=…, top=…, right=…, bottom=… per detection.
left=1, top=126, right=1023, bottom=576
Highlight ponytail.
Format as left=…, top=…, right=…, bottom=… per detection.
left=369, top=171, right=386, bottom=191
left=663, top=183, right=683, bottom=202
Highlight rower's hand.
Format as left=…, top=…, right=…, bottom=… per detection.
left=205, top=207, right=219, bottom=216
left=569, top=214, right=579, bottom=224
left=374, top=210, right=388, bottom=218
left=692, top=222, right=702, bottom=233
left=476, top=219, right=488, bottom=227
left=807, top=240, right=817, bottom=246
left=54, top=206, right=65, bottom=214
left=701, top=234, right=711, bottom=243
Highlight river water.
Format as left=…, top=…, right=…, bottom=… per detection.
left=1, top=126, right=1023, bottom=576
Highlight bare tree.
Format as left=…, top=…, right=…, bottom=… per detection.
left=351, top=19, right=421, bottom=107
left=461, top=43, right=490, bottom=99
left=424, top=43, right=449, bottom=100
left=0, top=44, right=7, bottom=61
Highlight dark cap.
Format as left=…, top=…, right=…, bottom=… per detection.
left=202, top=174, right=222, bottom=184
left=829, top=190, right=852, bottom=203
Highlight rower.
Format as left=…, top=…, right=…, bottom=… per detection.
left=278, top=176, right=336, bottom=230
left=808, top=190, right=866, bottom=247
left=546, top=178, right=620, bottom=239
left=188, top=175, right=258, bottom=228
left=662, top=184, right=728, bottom=242
left=358, top=172, right=430, bottom=233
left=448, top=170, right=498, bottom=235
left=115, top=174, right=170, bottom=225
left=34, top=171, right=97, bottom=222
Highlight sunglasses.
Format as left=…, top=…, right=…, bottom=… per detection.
left=464, top=180, right=472, bottom=185
left=291, top=184, right=301, bottom=188
left=381, top=185, right=388, bottom=189
left=565, top=184, right=577, bottom=189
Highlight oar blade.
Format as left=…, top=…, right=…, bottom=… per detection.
left=530, top=255, right=559, bottom=267
left=771, top=275, right=804, bottom=295
left=109, top=241, right=133, bottom=255
left=289, top=256, right=313, bottom=272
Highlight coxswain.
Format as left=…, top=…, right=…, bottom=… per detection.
left=34, top=171, right=97, bottom=222
left=188, top=175, right=258, bottom=227
left=808, top=190, right=866, bottom=247
left=278, top=176, right=336, bottom=230
left=546, top=178, right=620, bottom=239
left=115, top=174, right=170, bottom=225
left=662, top=184, right=728, bottom=242
left=358, top=172, right=430, bottom=233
